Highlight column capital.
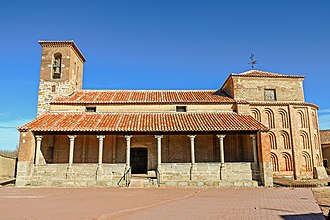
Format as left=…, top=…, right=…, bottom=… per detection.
left=35, top=135, right=43, bottom=141
left=124, top=135, right=133, bottom=141
left=155, top=135, right=163, bottom=139
left=187, top=135, right=197, bottom=140
left=250, top=134, right=257, bottom=139
left=216, top=134, right=226, bottom=139
left=68, top=135, right=77, bottom=140
left=97, top=135, right=106, bottom=140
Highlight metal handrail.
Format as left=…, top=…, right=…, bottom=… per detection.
left=117, top=166, right=131, bottom=187
left=125, top=167, right=131, bottom=187
left=156, top=168, right=161, bottom=186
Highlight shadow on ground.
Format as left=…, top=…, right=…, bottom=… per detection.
left=281, top=213, right=325, bottom=220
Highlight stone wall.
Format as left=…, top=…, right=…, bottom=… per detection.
left=0, top=155, right=16, bottom=178
left=26, top=164, right=126, bottom=187
left=158, top=162, right=258, bottom=187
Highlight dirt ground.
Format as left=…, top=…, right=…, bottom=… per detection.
left=313, top=187, right=330, bottom=218
left=0, top=186, right=325, bottom=220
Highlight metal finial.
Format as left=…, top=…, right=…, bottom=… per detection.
left=248, top=53, right=257, bottom=69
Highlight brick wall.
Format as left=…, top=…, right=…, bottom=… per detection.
left=37, top=45, right=84, bottom=115
left=224, top=76, right=304, bottom=102
left=250, top=104, right=322, bottom=179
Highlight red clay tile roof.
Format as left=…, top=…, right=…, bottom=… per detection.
left=52, top=90, right=235, bottom=105
left=232, top=70, right=304, bottom=79
left=320, top=130, right=330, bottom=145
left=19, top=112, right=268, bottom=132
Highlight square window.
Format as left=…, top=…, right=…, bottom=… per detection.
left=176, top=106, right=187, bottom=112
left=264, top=89, right=276, bottom=101
left=85, top=107, right=96, bottom=112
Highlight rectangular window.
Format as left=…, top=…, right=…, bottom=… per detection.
left=176, top=106, right=187, bottom=112
left=85, top=106, right=96, bottom=112
left=324, top=159, right=328, bottom=168
left=264, top=89, right=276, bottom=101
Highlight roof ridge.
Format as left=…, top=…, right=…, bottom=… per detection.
left=231, top=69, right=304, bottom=78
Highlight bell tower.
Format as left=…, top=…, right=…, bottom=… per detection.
left=37, top=40, right=86, bottom=115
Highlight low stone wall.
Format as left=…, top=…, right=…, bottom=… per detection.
left=17, top=162, right=259, bottom=187
left=159, top=162, right=254, bottom=182
left=17, top=163, right=127, bottom=187
left=0, top=155, right=16, bottom=178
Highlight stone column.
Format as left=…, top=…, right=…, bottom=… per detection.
left=35, top=135, right=43, bottom=166
left=125, top=135, right=133, bottom=167
left=188, top=135, right=197, bottom=181
left=250, top=134, right=258, bottom=164
left=97, top=135, right=106, bottom=165
left=155, top=135, right=163, bottom=166
left=96, top=135, right=106, bottom=180
left=188, top=135, right=197, bottom=164
left=217, top=134, right=226, bottom=180
left=217, top=135, right=226, bottom=164
left=67, top=135, right=77, bottom=179
left=68, top=135, right=77, bottom=166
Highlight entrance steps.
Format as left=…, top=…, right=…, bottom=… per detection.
left=129, top=174, right=158, bottom=188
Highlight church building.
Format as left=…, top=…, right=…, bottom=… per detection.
left=16, top=41, right=324, bottom=187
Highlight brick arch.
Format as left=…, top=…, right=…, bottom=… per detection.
left=280, top=152, right=292, bottom=171
left=302, top=151, right=312, bottom=171
left=279, top=131, right=291, bottom=149
left=269, top=131, right=277, bottom=150
left=278, top=109, right=289, bottom=128
left=299, top=131, right=310, bottom=149
left=264, top=108, right=275, bottom=129
left=251, top=108, right=261, bottom=122
left=311, top=111, right=318, bottom=129
left=297, top=110, right=307, bottom=128
left=52, top=52, right=62, bottom=79
left=271, top=152, right=279, bottom=172
left=314, top=134, right=318, bottom=150
left=316, top=154, right=320, bottom=166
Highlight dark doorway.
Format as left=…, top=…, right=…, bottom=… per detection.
left=130, top=148, right=148, bottom=174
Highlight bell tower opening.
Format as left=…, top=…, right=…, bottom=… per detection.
left=52, top=53, right=62, bottom=79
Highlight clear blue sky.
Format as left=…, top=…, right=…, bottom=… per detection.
left=0, top=0, right=329, bottom=150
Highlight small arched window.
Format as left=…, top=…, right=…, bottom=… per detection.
left=52, top=53, right=62, bottom=79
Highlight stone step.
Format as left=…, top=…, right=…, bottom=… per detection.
left=129, top=177, right=158, bottom=188
left=162, top=180, right=258, bottom=187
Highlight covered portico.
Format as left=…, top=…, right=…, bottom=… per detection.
left=18, top=112, right=271, bottom=187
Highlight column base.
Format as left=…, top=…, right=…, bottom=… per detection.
left=96, top=165, right=104, bottom=180
left=66, top=165, right=75, bottom=179
left=190, top=163, right=198, bottom=181
left=220, top=163, right=226, bottom=180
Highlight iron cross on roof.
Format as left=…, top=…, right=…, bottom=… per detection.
left=249, top=53, right=257, bottom=69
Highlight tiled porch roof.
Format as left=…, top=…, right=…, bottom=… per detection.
left=52, top=90, right=235, bottom=105
left=320, top=130, right=330, bottom=145
left=18, top=112, right=268, bottom=132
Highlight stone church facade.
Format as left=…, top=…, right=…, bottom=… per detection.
left=16, top=41, right=324, bottom=187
